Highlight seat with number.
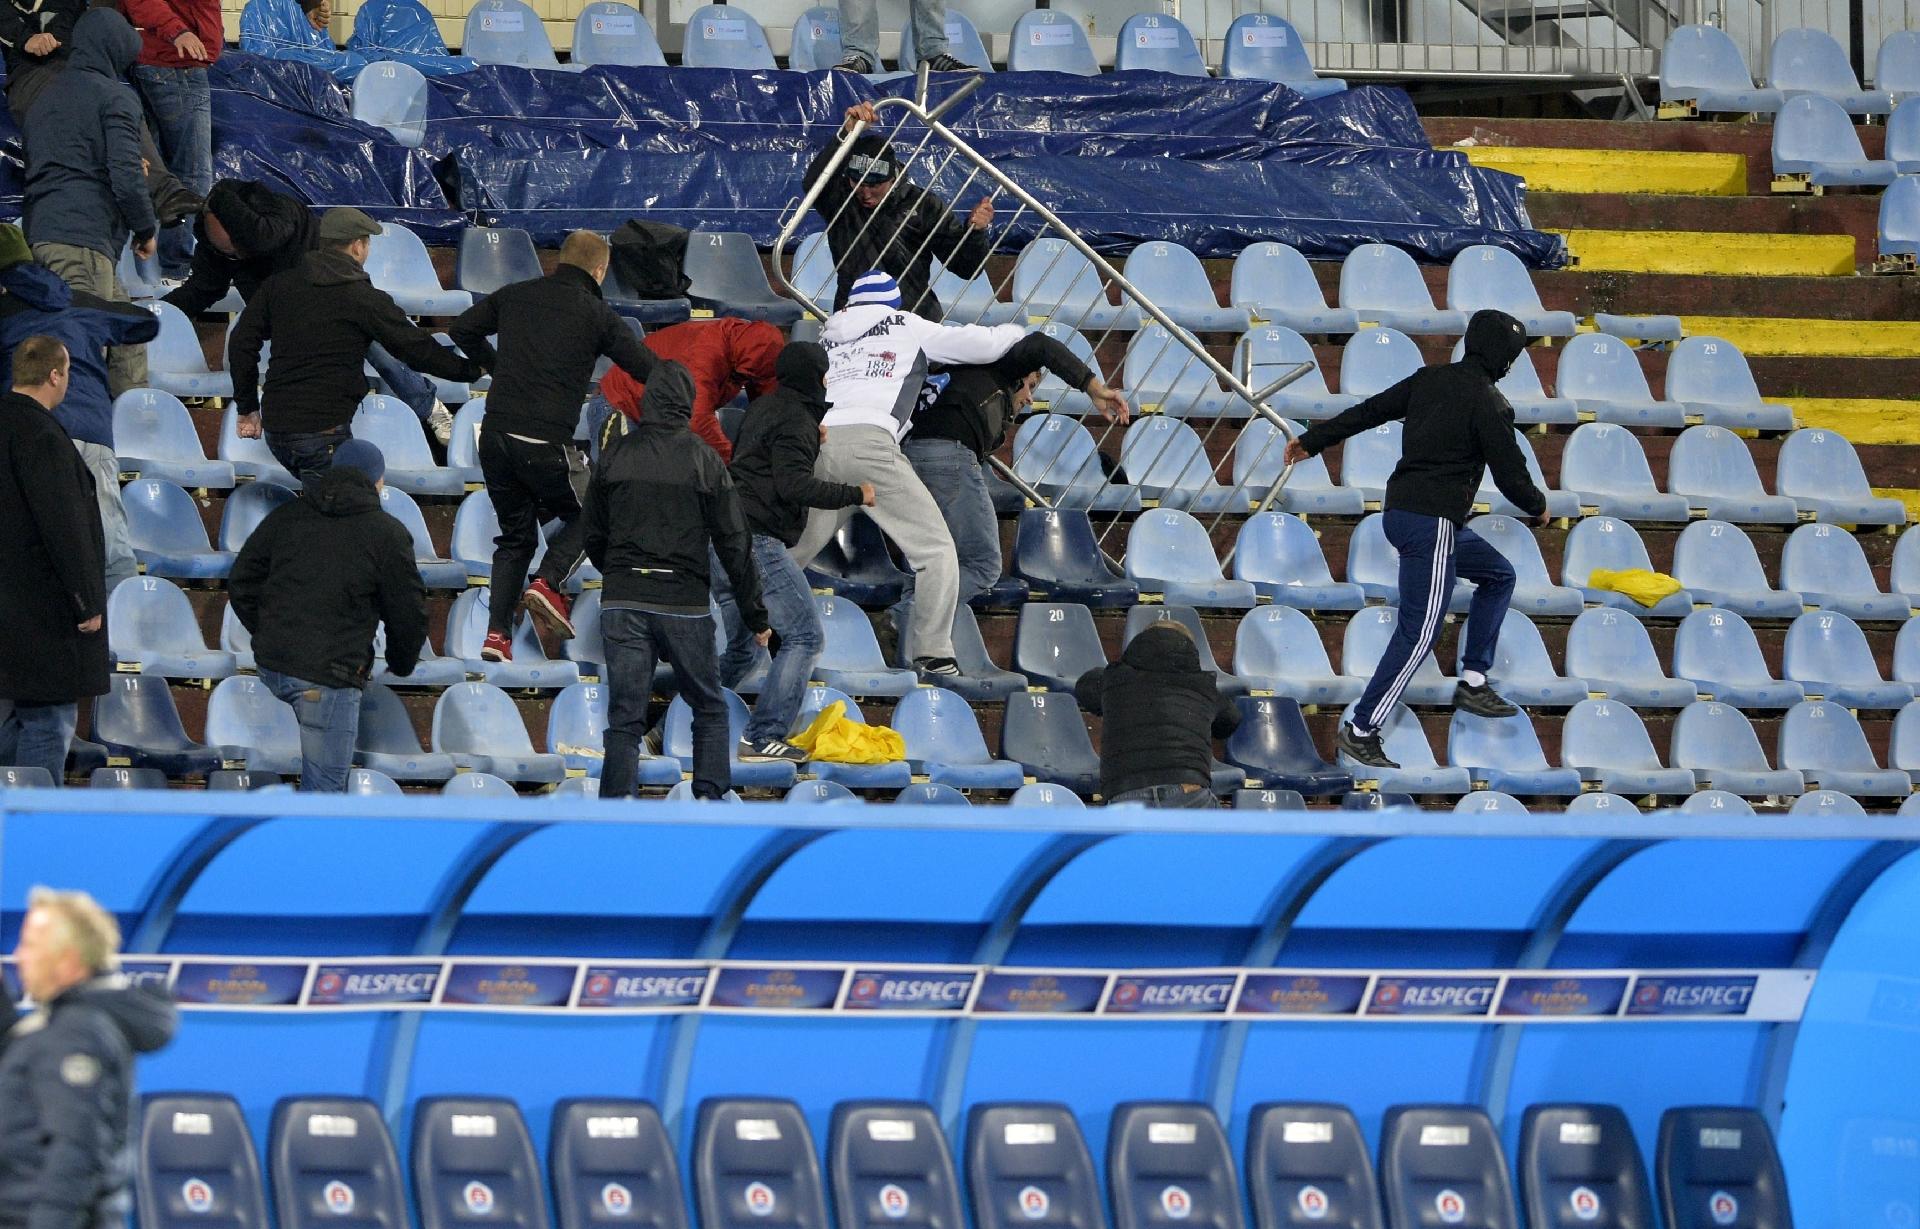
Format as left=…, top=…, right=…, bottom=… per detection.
left=1380, top=1106, right=1518, bottom=1229
left=830, top=1103, right=962, bottom=1229
left=1782, top=610, right=1915, bottom=709
left=1672, top=608, right=1804, bottom=708
left=1665, top=338, right=1795, bottom=432
left=1007, top=11, right=1099, bottom=75
left=1777, top=699, right=1911, bottom=796
left=1518, top=1104, right=1654, bottom=1229
left=1667, top=426, right=1800, bottom=525
left=1561, top=424, right=1691, bottom=522
left=1780, top=522, right=1910, bottom=620
left=1233, top=512, right=1365, bottom=610
left=1246, top=1104, right=1381, bottom=1229
left=1223, top=695, right=1354, bottom=796
left=1445, top=245, right=1577, bottom=337
left=1232, top=419, right=1366, bottom=517
left=1000, top=692, right=1101, bottom=795
left=695, top=1100, right=827, bottom=1229
left=1655, top=1108, right=1791, bottom=1229
left=1566, top=608, right=1698, bottom=708
left=1010, top=237, right=1140, bottom=329
left=1125, top=510, right=1257, bottom=607
left=1341, top=607, right=1456, bottom=704
left=1337, top=246, right=1467, bottom=335
left=1776, top=428, right=1907, bottom=525
left=271, top=1097, right=407, bottom=1229
left=1670, top=701, right=1805, bottom=796
left=1564, top=518, right=1695, bottom=618
left=1109, top=1105, right=1241, bottom=1229
left=966, top=1105, right=1102, bottom=1229
left=1014, top=603, right=1106, bottom=693
left=1231, top=250, right=1359, bottom=335
left=551, top=1100, right=684, bottom=1229
left=1121, top=245, right=1247, bottom=331
left=1555, top=334, right=1685, bottom=428
left=413, top=1098, right=548, bottom=1229
left=1234, top=606, right=1362, bottom=706
left=1560, top=699, right=1699, bottom=796
left=138, top=1094, right=268, bottom=1229
left=1448, top=711, right=1585, bottom=796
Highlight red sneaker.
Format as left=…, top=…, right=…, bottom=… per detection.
left=523, top=578, right=576, bottom=638
left=480, top=629, right=513, bottom=663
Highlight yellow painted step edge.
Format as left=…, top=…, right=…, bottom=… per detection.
left=1552, top=229, right=1856, bottom=277
left=1465, top=146, right=1746, bottom=197
left=1678, top=316, right=1920, bottom=358
left=1791, top=399, right=1920, bottom=445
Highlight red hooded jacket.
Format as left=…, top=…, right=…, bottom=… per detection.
left=123, top=0, right=223, bottom=68
left=598, top=318, right=785, bottom=464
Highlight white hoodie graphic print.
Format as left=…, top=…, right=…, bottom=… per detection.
left=819, top=304, right=1026, bottom=438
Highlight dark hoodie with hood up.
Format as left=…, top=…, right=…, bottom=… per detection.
left=728, top=342, right=866, bottom=546
left=20, top=8, right=157, bottom=260
left=0, top=972, right=177, bottom=1229
left=227, top=464, right=428, bottom=689
left=1298, top=308, right=1546, bottom=525
left=0, top=243, right=159, bottom=448
left=163, top=179, right=318, bottom=319
left=583, top=361, right=769, bottom=630
left=1075, top=624, right=1241, bottom=800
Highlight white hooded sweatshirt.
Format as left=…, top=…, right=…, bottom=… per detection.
left=818, top=304, right=1026, bottom=439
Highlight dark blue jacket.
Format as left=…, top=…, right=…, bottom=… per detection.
left=21, top=9, right=157, bottom=259
left=0, top=260, right=160, bottom=448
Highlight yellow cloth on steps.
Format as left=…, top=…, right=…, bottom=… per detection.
left=1586, top=568, right=1684, bottom=608
left=790, top=701, right=907, bottom=765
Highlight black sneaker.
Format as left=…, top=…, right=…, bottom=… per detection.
left=739, top=736, right=807, bottom=764
left=921, top=52, right=976, bottom=71
left=833, top=51, right=874, bottom=72
left=1337, top=722, right=1400, bottom=770
left=914, top=656, right=962, bottom=678
left=1454, top=679, right=1520, bottom=718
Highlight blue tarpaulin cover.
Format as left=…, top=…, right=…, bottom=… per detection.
left=349, top=0, right=479, bottom=76
left=240, top=0, right=370, bottom=80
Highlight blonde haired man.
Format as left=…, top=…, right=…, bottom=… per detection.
left=0, top=887, right=176, bottom=1229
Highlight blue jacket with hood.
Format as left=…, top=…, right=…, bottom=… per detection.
left=0, top=257, right=160, bottom=448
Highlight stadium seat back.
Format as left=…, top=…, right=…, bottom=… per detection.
left=1661, top=24, right=1759, bottom=96
left=1446, top=244, right=1548, bottom=315
left=1233, top=417, right=1331, bottom=493
left=219, top=404, right=295, bottom=485
left=358, top=681, right=446, bottom=762
left=1010, top=781, right=1083, bottom=807
left=1777, top=428, right=1874, bottom=499
left=218, top=480, right=297, bottom=552
left=433, top=682, right=541, bottom=757
left=1562, top=423, right=1662, bottom=497
left=1558, top=333, right=1656, bottom=403
left=1465, top=514, right=1556, bottom=587
left=1108, top=1104, right=1241, bottom=1229
left=1779, top=699, right=1880, bottom=771
left=685, top=230, right=800, bottom=323
left=1562, top=700, right=1666, bottom=773
left=1454, top=790, right=1528, bottom=816
left=125, top=478, right=217, bottom=554
left=1773, top=94, right=1871, bottom=165
left=1781, top=523, right=1879, bottom=598
left=1784, top=610, right=1887, bottom=686
left=664, top=689, right=756, bottom=759
left=353, top=394, right=438, bottom=470
left=1668, top=426, right=1770, bottom=498
left=1878, top=30, right=1920, bottom=93
left=548, top=682, right=610, bottom=766
left=1883, top=164, right=1920, bottom=260
left=830, top=1103, right=963, bottom=1229
left=695, top=1099, right=827, bottom=1229
left=966, top=1105, right=1102, bottom=1229
left=413, top=1098, right=549, bottom=1229
left=1566, top=608, right=1665, bottom=682
left=1674, top=609, right=1774, bottom=684
left=1221, top=13, right=1319, bottom=84
left=1125, top=508, right=1230, bottom=585
left=1791, top=788, right=1867, bottom=816
left=1014, top=603, right=1107, bottom=691
left=1771, top=27, right=1868, bottom=96
left=109, top=576, right=211, bottom=658
left=1447, top=709, right=1556, bottom=775
left=1124, top=605, right=1232, bottom=679
left=787, top=779, right=859, bottom=804
left=148, top=300, right=220, bottom=377
left=1007, top=10, right=1098, bottom=74
left=1342, top=607, right=1449, bottom=689
left=1379, top=1106, right=1518, bottom=1229
left=1238, top=324, right=1333, bottom=394
left=1674, top=520, right=1775, bottom=592
left=352, top=60, right=429, bottom=145
left=999, top=693, right=1101, bottom=795
left=1235, top=605, right=1341, bottom=682
left=572, top=1, right=664, bottom=66
left=1234, top=511, right=1342, bottom=589
left=1233, top=787, right=1306, bottom=810
left=900, top=7, right=992, bottom=71
left=1114, top=12, right=1206, bottom=75
left=95, top=674, right=210, bottom=768
left=1456, top=610, right=1570, bottom=701
left=1655, top=1108, right=1791, bottom=1229
left=681, top=3, right=776, bottom=68
left=457, top=227, right=544, bottom=296
left=790, top=232, right=835, bottom=309
left=92, top=765, right=169, bottom=789
left=1563, top=517, right=1657, bottom=586
left=1245, top=1103, right=1381, bottom=1229
left=0, top=765, right=55, bottom=788
left=350, top=767, right=404, bottom=794
left=139, top=1093, right=269, bottom=1229
left=1012, top=508, right=1135, bottom=597
left=463, top=0, right=559, bottom=67
left=1031, top=324, right=1101, bottom=407
left=1012, top=238, right=1116, bottom=321
left=366, top=223, right=466, bottom=313
left=1667, top=337, right=1763, bottom=407
left=205, top=675, right=302, bottom=767
left=1339, top=326, right=1423, bottom=397
left=379, top=486, right=446, bottom=561
left=272, top=1096, right=408, bottom=1229
left=896, top=782, right=970, bottom=805
left=1518, top=1104, right=1653, bottom=1229
left=551, top=1100, right=685, bottom=1229
left=1123, top=324, right=1221, bottom=409
left=1223, top=695, right=1351, bottom=795
left=1889, top=96, right=1920, bottom=167
left=1341, top=422, right=1402, bottom=495
left=788, top=8, right=843, bottom=72
left=1671, top=701, right=1777, bottom=776
left=1680, top=789, right=1755, bottom=816
left=114, top=389, right=209, bottom=464
left=1338, top=245, right=1440, bottom=316
left=893, top=686, right=996, bottom=766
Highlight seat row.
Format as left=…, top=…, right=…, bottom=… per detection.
left=1660, top=23, right=1916, bottom=116
left=1460, top=784, right=1908, bottom=817
left=136, top=1091, right=1791, bottom=1229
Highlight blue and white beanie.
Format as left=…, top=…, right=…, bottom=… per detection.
left=847, top=269, right=902, bottom=309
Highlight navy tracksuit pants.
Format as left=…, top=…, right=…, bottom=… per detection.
left=1352, top=508, right=1516, bottom=734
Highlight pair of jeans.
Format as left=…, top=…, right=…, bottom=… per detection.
left=75, top=441, right=139, bottom=598
left=367, top=342, right=441, bottom=424
left=711, top=534, right=823, bottom=745
left=31, top=243, right=147, bottom=396
left=1108, top=782, right=1220, bottom=809
left=132, top=66, right=212, bottom=278
left=478, top=429, right=589, bottom=634
left=267, top=425, right=352, bottom=486
left=902, top=436, right=1000, bottom=605
left=0, top=700, right=77, bottom=785
left=839, top=0, right=950, bottom=64
left=1351, top=509, right=1516, bottom=735
left=601, top=607, right=730, bottom=799
left=259, top=669, right=362, bottom=792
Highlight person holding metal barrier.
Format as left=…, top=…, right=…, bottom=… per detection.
left=804, top=102, right=994, bottom=322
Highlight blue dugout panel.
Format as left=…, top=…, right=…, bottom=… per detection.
left=1, top=791, right=1915, bottom=1229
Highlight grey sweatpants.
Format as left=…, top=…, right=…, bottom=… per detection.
left=32, top=242, right=148, bottom=397
left=789, top=424, right=958, bottom=661
left=76, top=441, right=139, bottom=598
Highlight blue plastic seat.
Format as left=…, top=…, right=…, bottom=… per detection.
left=1013, top=602, right=1106, bottom=693
left=1665, top=337, right=1795, bottom=432
left=1453, top=789, right=1529, bottom=816
left=457, top=227, right=544, bottom=297
left=0, top=766, right=56, bottom=789
left=452, top=488, right=521, bottom=579
left=204, top=675, right=303, bottom=775
left=1784, top=609, right=1915, bottom=708
left=1770, top=28, right=1894, bottom=113
left=1518, top=1105, right=1654, bottom=1229
left=568, top=0, right=665, bottom=65
left=1341, top=607, right=1456, bottom=704
left=354, top=682, right=459, bottom=782
left=1223, top=696, right=1352, bottom=796
left=1886, top=173, right=1920, bottom=266
left=375, top=487, right=467, bottom=589
left=1338, top=326, right=1422, bottom=399
left=341, top=766, right=400, bottom=795
left=350, top=0, right=472, bottom=72
left=1782, top=522, right=1908, bottom=619
left=372, top=618, right=469, bottom=688
left=1118, top=419, right=1236, bottom=512
left=1659, top=24, right=1783, bottom=114
left=814, top=594, right=917, bottom=697
left=147, top=300, right=235, bottom=399
left=219, top=404, right=297, bottom=486
left=124, top=479, right=235, bottom=579
left=217, top=480, right=296, bottom=553
left=1347, top=511, right=1468, bottom=611
left=1472, top=431, right=1578, bottom=519
left=367, top=222, right=473, bottom=316
left=1007, top=9, right=1098, bottom=75
left=1000, top=692, right=1101, bottom=795
left=1666, top=425, right=1799, bottom=524
left=443, top=770, right=515, bottom=797
left=90, top=765, right=168, bottom=789
left=1773, top=94, right=1898, bottom=186
left=1237, top=326, right=1357, bottom=422
left=1011, top=237, right=1141, bottom=331
left=1879, top=30, right=1920, bottom=97
left=1592, top=311, right=1685, bottom=345
left=1794, top=788, right=1873, bottom=816
left=1113, top=12, right=1207, bottom=76
left=1124, top=605, right=1249, bottom=699
left=119, top=240, right=161, bottom=300
left=1565, top=790, right=1641, bottom=817
left=1779, top=698, right=1910, bottom=795
left=1028, top=324, right=1103, bottom=415
left=1670, top=700, right=1804, bottom=796
left=1124, top=510, right=1256, bottom=607
left=1678, top=788, right=1755, bottom=815
left=1337, top=246, right=1466, bottom=335
left=1898, top=525, right=1920, bottom=600
left=1334, top=701, right=1471, bottom=795
left=1008, top=781, right=1081, bottom=807
left=1673, top=608, right=1805, bottom=708
left=94, top=674, right=221, bottom=776
left=1777, top=427, right=1907, bottom=525
left=1232, top=787, right=1306, bottom=811
left=412, top=1098, right=547, bottom=1229
left=1561, top=698, right=1698, bottom=796
left=1220, top=13, right=1345, bottom=95
left=785, top=780, right=857, bottom=804
left=1446, top=337, right=1575, bottom=425
left=1465, top=514, right=1585, bottom=616
left=1899, top=617, right=1920, bottom=687
left=786, top=232, right=834, bottom=312
left=447, top=588, right=581, bottom=689
left=270, top=1096, right=409, bottom=1229
left=1566, top=608, right=1698, bottom=707
left=219, top=605, right=256, bottom=672
left=892, top=600, right=1027, bottom=701
left=681, top=4, right=776, bottom=68
left=1656, top=1108, right=1793, bottom=1229
left=1122, top=326, right=1238, bottom=417
left=1555, top=334, right=1686, bottom=428
left=1379, top=1107, right=1518, bottom=1229
left=431, top=681, right=566, bottom=782
left=967, top=1106, right=1101, bottom=1229
left=1563, top=516, right=1694, bottom=617
left=898, top=7, right=992, bottom=73
left=108, top=577, right=236, bottom=679
left=1011, top=508, right=1140, bottom=606
left=1892, top=699, right=1920, bottom=783
left=1233, top=606, right=1363, bottom=706
left=209, top=768, right=284, bottom=791
left=892, top=686, right=1025, bottom=788
left=1672, top=520, right=1803, bottom=618
left=447, top=399, right=486, bottom=484
left=1231, top=418, right=1366, bottom=516
left=1890, top=97, right=1920, bottom=173
left=1448, top=711, right=1584, bottom=796
left=1337, top=421, right=1401, bottom=507
left=685, top=230, right=803, bottom=326
left=803, top=512, right=910, bottom=607
left=549, top=1100, right=684, bottom=1229
left=1457, top=608, right=1588, bottom=707
left=1124, top=245, right=1249, bottom=333
left=546, top=681, right=613, bottom=777
left=137, top=1094, right=268, bottom=1229
left=664, top=688, right=797, bottom=789
left=1560, top=423, right=1692, bottom=522
left=351, top=60, right=430, bottom=146
left=112, top=389, right=235, bottom=489
left=930, top=255, right=1018, bottom=326
left=1444, top=245, right=1577, bottom=336
left=1230, top=247, right=1359, bottom=335
left=1232, top=512, right=1365, bottom=609
left=352, top=394, right=465, bottom=496
left=894, top=781, right=970, bottom=805
left=1244, top=1104, right=1378, bottom=1229
left=1108, top=1104, right=1238, bottom=1229
left=463, top=0, right=562, bottom=68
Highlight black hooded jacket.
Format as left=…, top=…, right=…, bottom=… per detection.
left=729, top=343, right=865, bottom=546
left=583, top=362, right=769, bottom=630
left=1298, top=308, right=1546, bottom=525
left=0, top=973, right=177, bottom=1229
left=163, top=180, right=317, bottom=318
left=227, top=466, right=428, bottom=689
left=1075, top=625, right=1240, bottom=800
left=914, top=331, right=1097, bottom=461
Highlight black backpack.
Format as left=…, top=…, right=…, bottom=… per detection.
left=609, top=220, right=693, bottom=299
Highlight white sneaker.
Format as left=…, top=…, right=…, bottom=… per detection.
left=427, top=399, right=455, bottom=447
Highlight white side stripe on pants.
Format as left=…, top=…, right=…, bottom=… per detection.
left=1363, top=517, right=1452, bottom=733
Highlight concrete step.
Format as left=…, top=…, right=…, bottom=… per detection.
left=1465, top=146, right=1748, bottom=196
